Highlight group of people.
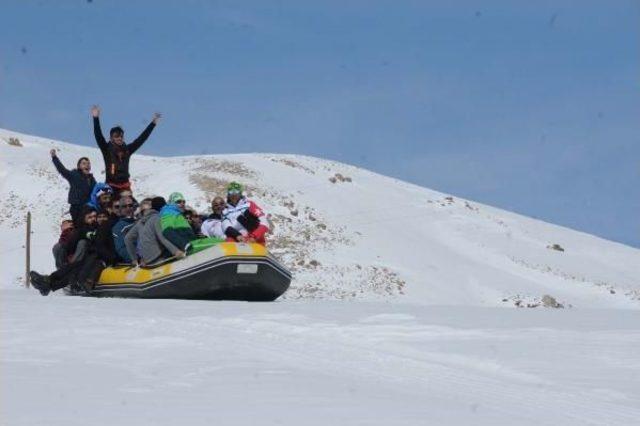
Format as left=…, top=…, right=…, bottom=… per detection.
left=29, top=107, right=270, bottom=296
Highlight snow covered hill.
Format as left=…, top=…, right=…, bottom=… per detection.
left=2, top=128, right=640, bottom=425
left=1, top=128, right=639, bottom=308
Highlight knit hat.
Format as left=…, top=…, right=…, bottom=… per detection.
left=96, top=185, right=113, bottom=198
left=168, top=192, right=185, bottom=204
left=226, top=182, right=243, bottom=195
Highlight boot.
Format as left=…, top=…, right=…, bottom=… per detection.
left=29, top=271, right=51, bottom=296
left=80, top=277, right=96, bottom=294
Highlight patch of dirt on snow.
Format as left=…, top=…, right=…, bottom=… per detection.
left=0, top=192, right=31, bottom=228
left=4, top=137, right=23, bottom=147
left=501, top=294, right=568, bottom=309
left=328, top=173, right=352, bottom=184
left=27, top=165, right=60, bottom=183
left=269, top=157, right=316, bottom=175
left=190, top=158, right=257, bottom=179
left=509, top=256, right=624, bottom=298
left=0, top=190, right=68, bottom=230
left=283, top=264, right=406, bottom=300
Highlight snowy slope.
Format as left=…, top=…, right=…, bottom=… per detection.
left=2, top=128, right=640, bottom=426
left=1, top=128, right=639, bottom=308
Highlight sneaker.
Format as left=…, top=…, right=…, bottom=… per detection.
left=29, top=271, right=51, bottom=296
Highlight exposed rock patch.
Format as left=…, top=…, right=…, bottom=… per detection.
left=5, top=137, right=23, bottom=147
left=270, top=157, right=316, bottom=175
left=191, top=158, right=257, bottom=179
left=501, top=294, right=567, bottom=309
left=329, top=173, right=352, bottom=183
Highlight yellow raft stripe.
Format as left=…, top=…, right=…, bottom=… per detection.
left=221, top=242, right=238, bottom=256
left=99, top=263, right=172, bottom=285
left=219, top=242, right=267, bottom=256
left=99, top=243, right=268, bottom=286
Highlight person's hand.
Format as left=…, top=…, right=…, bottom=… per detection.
left=245, top=236, right=256, bottom=243
left=236, top=235, right=246, bottom=243
left=175, top=250, right=186, bottom=259
left=152, top=112, right=162, bottom=124
left=50, top=149, right=57, bottom=158
left=91, top=105, right=100, bottom=117
left=131, top=261, right=139, bottom=269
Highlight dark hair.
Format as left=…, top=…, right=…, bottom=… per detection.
left=151, top=196, right=166, bottom=212
left=81, top=205, right=96, bottom=215
left=76, top=157, right=90, bottom=168
left=109, top=126, right=124, bottom=137
left=77, top=205, right=97, bottom=226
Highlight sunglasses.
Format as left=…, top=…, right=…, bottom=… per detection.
left=121, top=203, right=134, bottom=208
left=176, top=200, right=186, bottom=204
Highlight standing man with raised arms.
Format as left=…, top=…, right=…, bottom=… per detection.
left=91, top=105, right=161, bottom=194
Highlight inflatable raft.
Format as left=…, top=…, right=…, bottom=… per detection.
left=91, top=242, right=291, bottom=301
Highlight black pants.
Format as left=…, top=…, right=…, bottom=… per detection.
left=76, top=253, right=105, bottom=291
left=49, top=252, right=105, bottom=292
left=49, top=261, right=83, bottom=291
left=52, top=243, right=67, bottom=269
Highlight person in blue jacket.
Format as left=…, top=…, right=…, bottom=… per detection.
left=112, top=195, right=138, bottom=263
left=50, top=149, right=97, bottom=223
left=87, top=182, right=114, bottom=213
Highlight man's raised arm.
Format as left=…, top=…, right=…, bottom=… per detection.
left=91, top=105, right=108, bottom=151
left=50, top=149, right=73, bottom=181
left=129, top=112, right=161, bottom=154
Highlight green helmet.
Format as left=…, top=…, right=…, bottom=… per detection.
left=227, top=182, right=243, bottom=195
left=168, top=192, right=185, bottom=204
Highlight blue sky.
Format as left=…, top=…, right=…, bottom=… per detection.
left=1, top=0, right=638, bottom=247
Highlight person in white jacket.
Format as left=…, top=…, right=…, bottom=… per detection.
left=221, top=182, right=269, bottom=245
left=201, top=196, right=226, bottom=239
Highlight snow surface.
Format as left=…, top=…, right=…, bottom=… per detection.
left=3, top=292, right=640, bottom=425
left=1, top=128, right=640, bottom=425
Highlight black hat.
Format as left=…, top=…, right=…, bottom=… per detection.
left=151, top=196, right=166, bottom=212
